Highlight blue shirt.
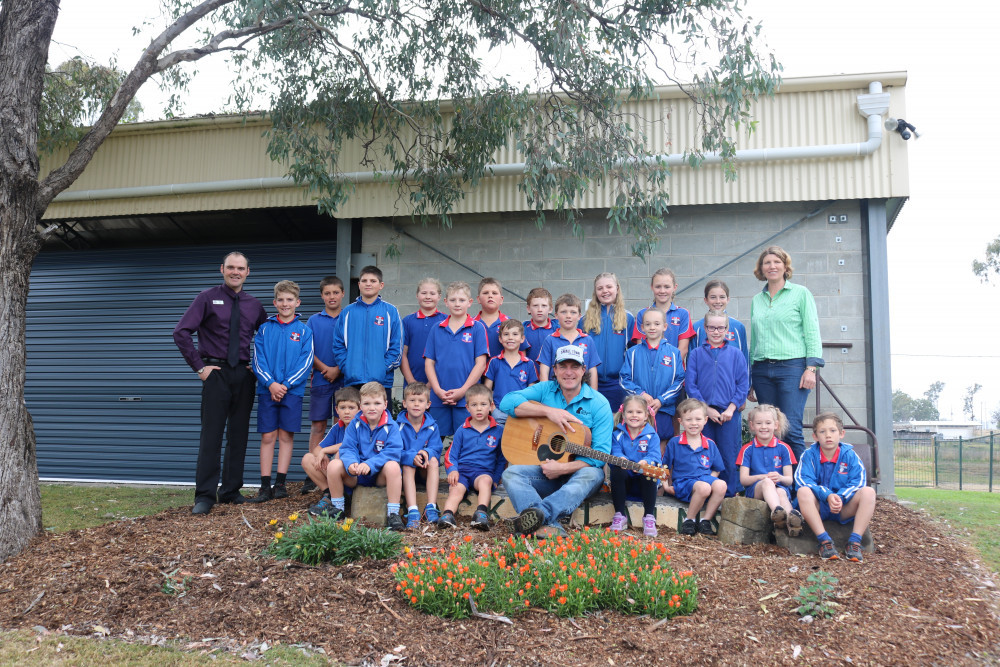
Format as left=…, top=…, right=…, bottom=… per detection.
left=619, top=339, right=685, bottom=415
left=794, top=442, right=867, bottom=504
left=581, top=305, right=635, bottom=383
left=402, top=309, right=446, bottom=384
left=445, top=416, right=505, bottom=478
left=396, top=411, right=444, bottom=467
left=499, top=381, right=613, bottom=468
left=611, top=422, right=661, bottom=466
left=537, top=329, right=602, bottom=372
left=523, top=318, right=558, bottom=369
left=251, top=314, right=315, bottom=396
left=316, top=419, right=350, bottom=453
left=633, top=302, right=695, bottom=350
left=692, top=315, right=750, bottom=377
left=662, top=432, right=725, bottom=482
left=306, top=309, right=344, bottom=389
left=485, top=352, right=538, bottom=405
left=685, top=341, right=749, bottom=410
left=475, top=312, right=529, bottom=358
left=332, top=296, right=402, bottom=387
left=338, top=410, right=403, bottom=475
left=423, top=316, right=489, bottom=407
left=736, top=437, right=796, bottom=486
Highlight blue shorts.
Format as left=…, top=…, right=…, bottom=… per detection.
left=654, top=412, right=674, bottom=442
left=673, top=474, right=723, bottom=503
left=257, top=393, right=304, bottom=433
left=746, top=480, right=791, bottom=501
left=308, top=383, right=336, bottom=422
left=356, top=472, right=380, bottom=487
left=817, top=499, right=857, bottom=525
left=454, top=466, right=496, bottom=491
left=429, top=406, right=467, bottom=437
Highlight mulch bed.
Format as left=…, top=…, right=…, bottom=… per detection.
left=1, top=495, right=998, bottom=666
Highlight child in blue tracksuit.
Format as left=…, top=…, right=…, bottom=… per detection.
left=580, top=272, right=635, bottom=412
left=397, top=382, right=444, bottom=529
left=691, top=280, right=750, bottom=376
left=619, top=307, right=685, bottom=455
left=608, top=394, right=662, bottom=537
left=437, top=384, right=505, bottom=531
left=324, top=382, right=405, bottom=530
left=331, top=265, right=401, bottom=397
left=662, top=398, right=727, bottom=536
left=795, top=412, right=877, bottom=562
left=685, top=309, right=749, bottom=496
left=247, top=280, right=314, bottom=503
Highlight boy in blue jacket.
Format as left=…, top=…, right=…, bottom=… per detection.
left=438, top=384, right=505, bottom=531
left=620, top=308, right=685, bottom=456
left=795, top=412, right=876, bottom=562
left=398, top=382, right=444, bottom=529
left=324, top=382, right=405, bottom=530
left=685, top=310, right=749, bottom=496
left=247, top=281, right=314, bottom=503
left=331, top=265, right=401, bottom=402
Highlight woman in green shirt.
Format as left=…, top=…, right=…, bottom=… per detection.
left=748, top=246, right=824, bottom=461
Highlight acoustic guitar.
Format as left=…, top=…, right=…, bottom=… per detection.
left=501, top=409, right=670, bottom=481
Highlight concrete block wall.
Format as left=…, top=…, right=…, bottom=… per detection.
left=361, top=200, right=872, bottom=439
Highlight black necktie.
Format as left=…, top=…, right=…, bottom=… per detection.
left=227, top=294, right=241, bottom=367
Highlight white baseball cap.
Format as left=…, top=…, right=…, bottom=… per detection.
left=554, top=345, right=585, bottom=365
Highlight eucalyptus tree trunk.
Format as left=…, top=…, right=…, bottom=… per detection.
left=0, top=0, right=59, bottom=561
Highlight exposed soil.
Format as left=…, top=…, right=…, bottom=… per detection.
left=1, top=495, right=998, bottom=666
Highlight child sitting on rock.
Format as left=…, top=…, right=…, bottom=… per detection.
left=736, top=404, right=803, bottom=537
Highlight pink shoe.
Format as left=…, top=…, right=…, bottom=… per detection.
left=643, top=514, right=657, bottom=537
left=610, top=512, right=628, bottom=532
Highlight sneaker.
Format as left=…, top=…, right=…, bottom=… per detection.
left=307, top=496, right=342, bottom=520
left=406, top=508, right=421, bottom=530
left=846, top=541, right=864, bottom=563
left=786, top=509, right=804, bottom=537
left=510, top=508, right=544, bottom=536
left=642, top=514, right=657, bottom=537
left=424, top=505, right=440, bottom=524
left=386, top=513, right=405, bottom=532
left=438, top=511, right=457, bottom=529
left=471, top=509, right=490, bottom=531
left=245, top=485, right=273, bottom=503
left=818, top=539, right=840, bottom=560
left=272, top=483, right=288, bottom=500
left=696, top=519, right=716, bottom=536
left=609, top=512, right=628, bottom=532
left=770, top=506, right=788, bottom=529
left=300, top=479, right=317, bottom=495
left=678, top=519, right=697, bottom=536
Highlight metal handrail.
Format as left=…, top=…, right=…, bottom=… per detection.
left=813, top=369, right=880, bottom=484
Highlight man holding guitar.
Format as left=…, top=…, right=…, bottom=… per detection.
left=499, top=345, right=613, bottom=537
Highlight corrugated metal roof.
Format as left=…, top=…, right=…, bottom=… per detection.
left=42, top=72, right=908, bottom=220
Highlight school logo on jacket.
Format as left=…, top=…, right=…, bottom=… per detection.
left=486, top=435, right=498, bottom=449
left=637, top=439, right=649, bottom=453
left=661, top=355, right=673, bottom=366
left=725, top=331, right=735, bottom=341
left=773, top=455, right=782, bottom=469
left=699, top=454, right=711, bottom=468
left=838, top=461, right=849, bottom=475
left=374, top=315, right=385, bottom=326
left=375, top=439, right=385, bottom=452
left=461, top=332, right=472, bottom=343
left=670, top=316, right=681, bottom=326
left=290, top=331, right=301, bottom=342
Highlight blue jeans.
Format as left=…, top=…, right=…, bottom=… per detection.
left=501, top=464, right=605, bottom=526
left=752, top=358, right=810, bottom=461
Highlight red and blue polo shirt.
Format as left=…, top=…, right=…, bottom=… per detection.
left=523, top=317, right=558, bottom=369
left=662, top=431, right=725, bottom=482
left=537, top=329, right=602, bottom=371
left=423, top=315, right=489, bottom=407
left=475, top=311, right=529, bottom=358
left=444, top=416, right=505, bottom=477
left=735, top=436, right=796, bottom=477
left=633, top=302, right=696, bottom=349
left=402, top=309, right=446, bottom=384
left=485, top=351, right=538, bottom=404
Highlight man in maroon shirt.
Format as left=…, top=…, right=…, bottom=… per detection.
left=174, top=252, right=268, bottom=514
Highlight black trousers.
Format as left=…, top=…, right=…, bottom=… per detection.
left=195, top=364, right=256, bottom=504
left=610, top=466, right=658, bottom=516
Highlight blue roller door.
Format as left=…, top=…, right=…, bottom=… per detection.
left=27, top=240, right=337, bottom=483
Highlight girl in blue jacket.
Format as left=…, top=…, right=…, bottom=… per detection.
left=609, top=395, right=662, bottom=537
left=580, top=272, right=635, bottom=412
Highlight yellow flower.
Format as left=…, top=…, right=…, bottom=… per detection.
left=268, top=519, right=278, bottom=526
left=295, top=545, right=301, bottom=549
left=275, top=532, right=283, bottom=540
left=404, top=546, right=411, bottom=554
left=288, top=513, right=299, bottom=521
left=344, top=518, right=354, bottom=528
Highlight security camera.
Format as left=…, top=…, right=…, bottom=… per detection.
left=885, top=117, right=920, bottom=140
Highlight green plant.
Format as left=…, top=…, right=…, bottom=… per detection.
left=392, top=529, right=697, bottom=620
left=794, top=570, right=839, bottom=618
left=267, top=516, right=403, bottom=565
left=160, top=568, right=192, bottom=597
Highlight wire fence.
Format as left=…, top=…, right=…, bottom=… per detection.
left=894, top=433, right=1000, bottom=491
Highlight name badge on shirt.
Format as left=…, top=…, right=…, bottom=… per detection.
left=213, top=300, right=225, bottom=305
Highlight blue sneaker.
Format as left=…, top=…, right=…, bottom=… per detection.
left=471, top=508, right=490, bottom=531
left=308, top=495, right=342, bottom=520
left=406, top=508, right=421, bottom=530
left=424, top=504, right=440, bottom=524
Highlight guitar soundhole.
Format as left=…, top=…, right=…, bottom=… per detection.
left=548, top=435, right=566, bottom=455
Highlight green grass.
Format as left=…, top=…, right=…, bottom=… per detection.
left=0, top=629, right=330, bottom=665
left=40, top=483, right=194, bottom=532
left=895, top=487, right=1000, bottom=573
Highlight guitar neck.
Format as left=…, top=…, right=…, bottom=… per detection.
left=563, top=443, right=647, bottom=475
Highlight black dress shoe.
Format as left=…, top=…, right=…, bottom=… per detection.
left=192, top=501, right=213, bottom=515
left=218, top=495, right=245, bottom=505
left=245, top=485, right=274, bottom=503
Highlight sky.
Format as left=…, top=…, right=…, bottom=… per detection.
left=47, top=1, right=1000, bottom=424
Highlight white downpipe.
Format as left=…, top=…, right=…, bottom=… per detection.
left=52, top=82, right=892, bottom=204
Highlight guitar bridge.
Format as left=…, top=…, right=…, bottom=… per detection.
left=532, top=425, right=542, bottom=451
